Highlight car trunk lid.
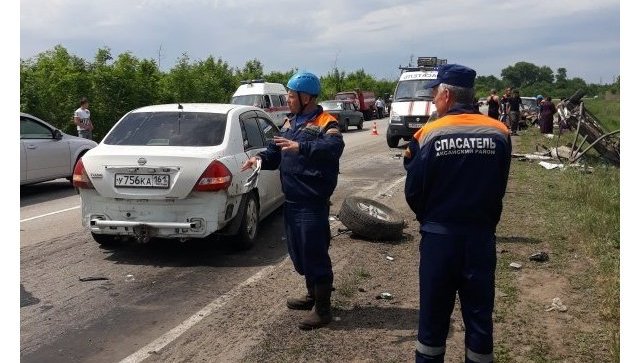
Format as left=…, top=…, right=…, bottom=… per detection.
left=82, top=145, right=238, bottom=199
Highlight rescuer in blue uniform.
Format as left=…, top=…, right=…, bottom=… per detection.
left=242, top=71, right=344, bottom=330
left=403, top=64, right=511, bottom=363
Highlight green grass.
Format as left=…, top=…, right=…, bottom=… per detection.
left=583, top=98, right=620, bottom=132
left=494, top=128, right=620, bottom=361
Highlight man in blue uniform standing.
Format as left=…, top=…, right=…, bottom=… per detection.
left=242, top=71, right=345, bottom=330
left=403, top=64, right=511, bottom=363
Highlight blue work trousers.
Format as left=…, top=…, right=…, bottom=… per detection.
left=416, top=230, right=496, bottom=363
left=284, top=201, right=333, bottom=286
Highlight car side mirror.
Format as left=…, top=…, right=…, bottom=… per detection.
left=53, top=129, right=63, bottom=140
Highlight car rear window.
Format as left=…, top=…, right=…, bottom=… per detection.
left=103, top=111, right=227, bottom=146
left=320, top=102, right=343, bottom=111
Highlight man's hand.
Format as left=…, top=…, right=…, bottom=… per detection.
left=241, top=156, right=259, bottom=171
left=274, top=136, right=299, bottom=153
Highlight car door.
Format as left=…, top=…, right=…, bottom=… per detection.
left=255, top=112, right=284, bottom=211
left=345, top=102, right=358, bottom=126
left=239, top=111, right=272, bottom=210
left=20, top=115, right=70, bottom=183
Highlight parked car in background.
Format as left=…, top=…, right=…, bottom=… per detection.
left=21, top=112, right=97, bottom=186
left=319, top=100, right=364, bottom=132
left=335, top=89, right=377, bottom=121
left=74, top=103, right=285, bottom=250
left=520, top=96, right=539, bottom=127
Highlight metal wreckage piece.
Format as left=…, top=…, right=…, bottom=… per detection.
left=556, top=90, right=620, bottom=165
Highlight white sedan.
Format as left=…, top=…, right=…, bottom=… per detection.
left=74, top=103, right=284, bottom=249
left=21, top=112, right=97, bottom=185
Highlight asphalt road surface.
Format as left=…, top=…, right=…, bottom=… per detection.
left=20, top=118, right=408, bottom=362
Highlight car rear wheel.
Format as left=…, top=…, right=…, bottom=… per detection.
left=91, top=232, right=122, bottom=248
left=236, top=193, right=259, bottom=250
left=340, top=118, right=348, bottom=133
left=386, top=135, right=400, bottom=148
left=357, top=117, right=364, bottom=130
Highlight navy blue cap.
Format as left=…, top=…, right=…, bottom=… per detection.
left=424, top=64, right=477, bottom=89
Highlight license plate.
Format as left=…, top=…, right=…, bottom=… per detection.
left=408, top=123, right=424, bottom=128
left=115, top=174, right=170, bottom=188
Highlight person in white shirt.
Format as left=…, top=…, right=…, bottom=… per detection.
left=74, top=97, right=94, bottom=140
left=375, top=97, right=385, bottom=118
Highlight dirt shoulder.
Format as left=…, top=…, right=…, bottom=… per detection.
left=155, top=133, right=618, bottom=362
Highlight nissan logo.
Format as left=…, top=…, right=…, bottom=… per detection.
left=138, top=158, right=147, bottom=166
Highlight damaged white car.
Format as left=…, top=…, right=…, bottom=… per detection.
left=73, top=103, right=284, bottom=249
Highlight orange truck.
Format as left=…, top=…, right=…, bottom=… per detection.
left=334, top=89, right=377, bottom=120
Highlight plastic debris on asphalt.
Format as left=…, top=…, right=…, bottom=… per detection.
left=125, top=274, right=135, bottom=282
left=78, top=276, right=109, bottom=282
left=509, top=262, right=522, bottom=270
left=529, top=251, right=550, bottom=262
left=386, top=256, right=395, bottom=261
left=376, top=292, right=393, bottom=300
left=546, top=297, right=568, bottom=312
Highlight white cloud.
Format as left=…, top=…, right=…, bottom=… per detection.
left=19, top=0, right=620, bottom=83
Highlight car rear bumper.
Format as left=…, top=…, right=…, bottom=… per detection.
left=80, top=190, right=241, bottom=239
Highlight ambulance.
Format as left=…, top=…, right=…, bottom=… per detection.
left=386, top=57, right=447, bottom=148
left=231, top=80, right=290, bottom=127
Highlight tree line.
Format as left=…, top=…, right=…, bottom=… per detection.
left=20, top=45, right=618, bottom=141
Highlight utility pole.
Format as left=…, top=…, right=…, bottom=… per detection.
left=157, top=44, right=164, bottom=70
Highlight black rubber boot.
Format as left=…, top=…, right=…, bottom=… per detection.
left=298, top=283, right=332, bottom=330
left=286, top=280, right=315, bottom=310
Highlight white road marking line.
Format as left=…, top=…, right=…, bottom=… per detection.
left=376, top=175, right=406, bottom=198
left=20, top=206, right=81, bottom=223
left=119, top=260, right=285, bottom=363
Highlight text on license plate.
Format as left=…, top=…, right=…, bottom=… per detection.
left=115, top=174, right=170, bottom=188
left=408, top=123, right=424, bottom=128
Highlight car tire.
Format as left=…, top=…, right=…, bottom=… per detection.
left=338, top=196, right=405, bottom=241
left=91, top=232, right=122, bottom=248
left=357, top=117, right=364, bottom=130
left=386, top=135, right=400, bottom=148
left=340, top=118, right=348, bottom=133
left=235, top=192, right=259, bottom=250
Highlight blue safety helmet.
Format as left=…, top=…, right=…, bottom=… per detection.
left=287, top=72, right=321, bottom=96
left=536, top=95, right=543, bottom=100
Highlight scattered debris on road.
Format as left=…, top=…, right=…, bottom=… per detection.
left=509, top=262, right=523, bottom=270
left=386, top=256, right=395, bottom=261
left=546, top=297, right=568, bottom=312
left=125, top=274, right=135, bottom=282
left=376, top=292, right=393, bottom=300
left=529, top=251, right=550, bottom=262
left=78, top=276, right=110, bottom=282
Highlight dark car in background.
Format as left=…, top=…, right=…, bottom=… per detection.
left=319, top=100, right=364, bottom=132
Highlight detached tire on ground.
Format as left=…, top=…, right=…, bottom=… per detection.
left=338, top=196, right=405, bottom=241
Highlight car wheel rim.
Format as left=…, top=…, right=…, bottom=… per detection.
left=356, top=202, right=391, bottom=221
left=246, top=199, right=258, bottom=238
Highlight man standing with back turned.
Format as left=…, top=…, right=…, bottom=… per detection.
left=403, top=64, right=511, bottom=363
left=242, top=71, right=344, bottom=330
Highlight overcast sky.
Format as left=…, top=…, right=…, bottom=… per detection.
left=19, top=0, right=620, bottom=84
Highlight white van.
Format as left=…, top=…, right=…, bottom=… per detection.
left=386, top=57, right=446, bottom=148
left=231, top=80, right=290, bottom=127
